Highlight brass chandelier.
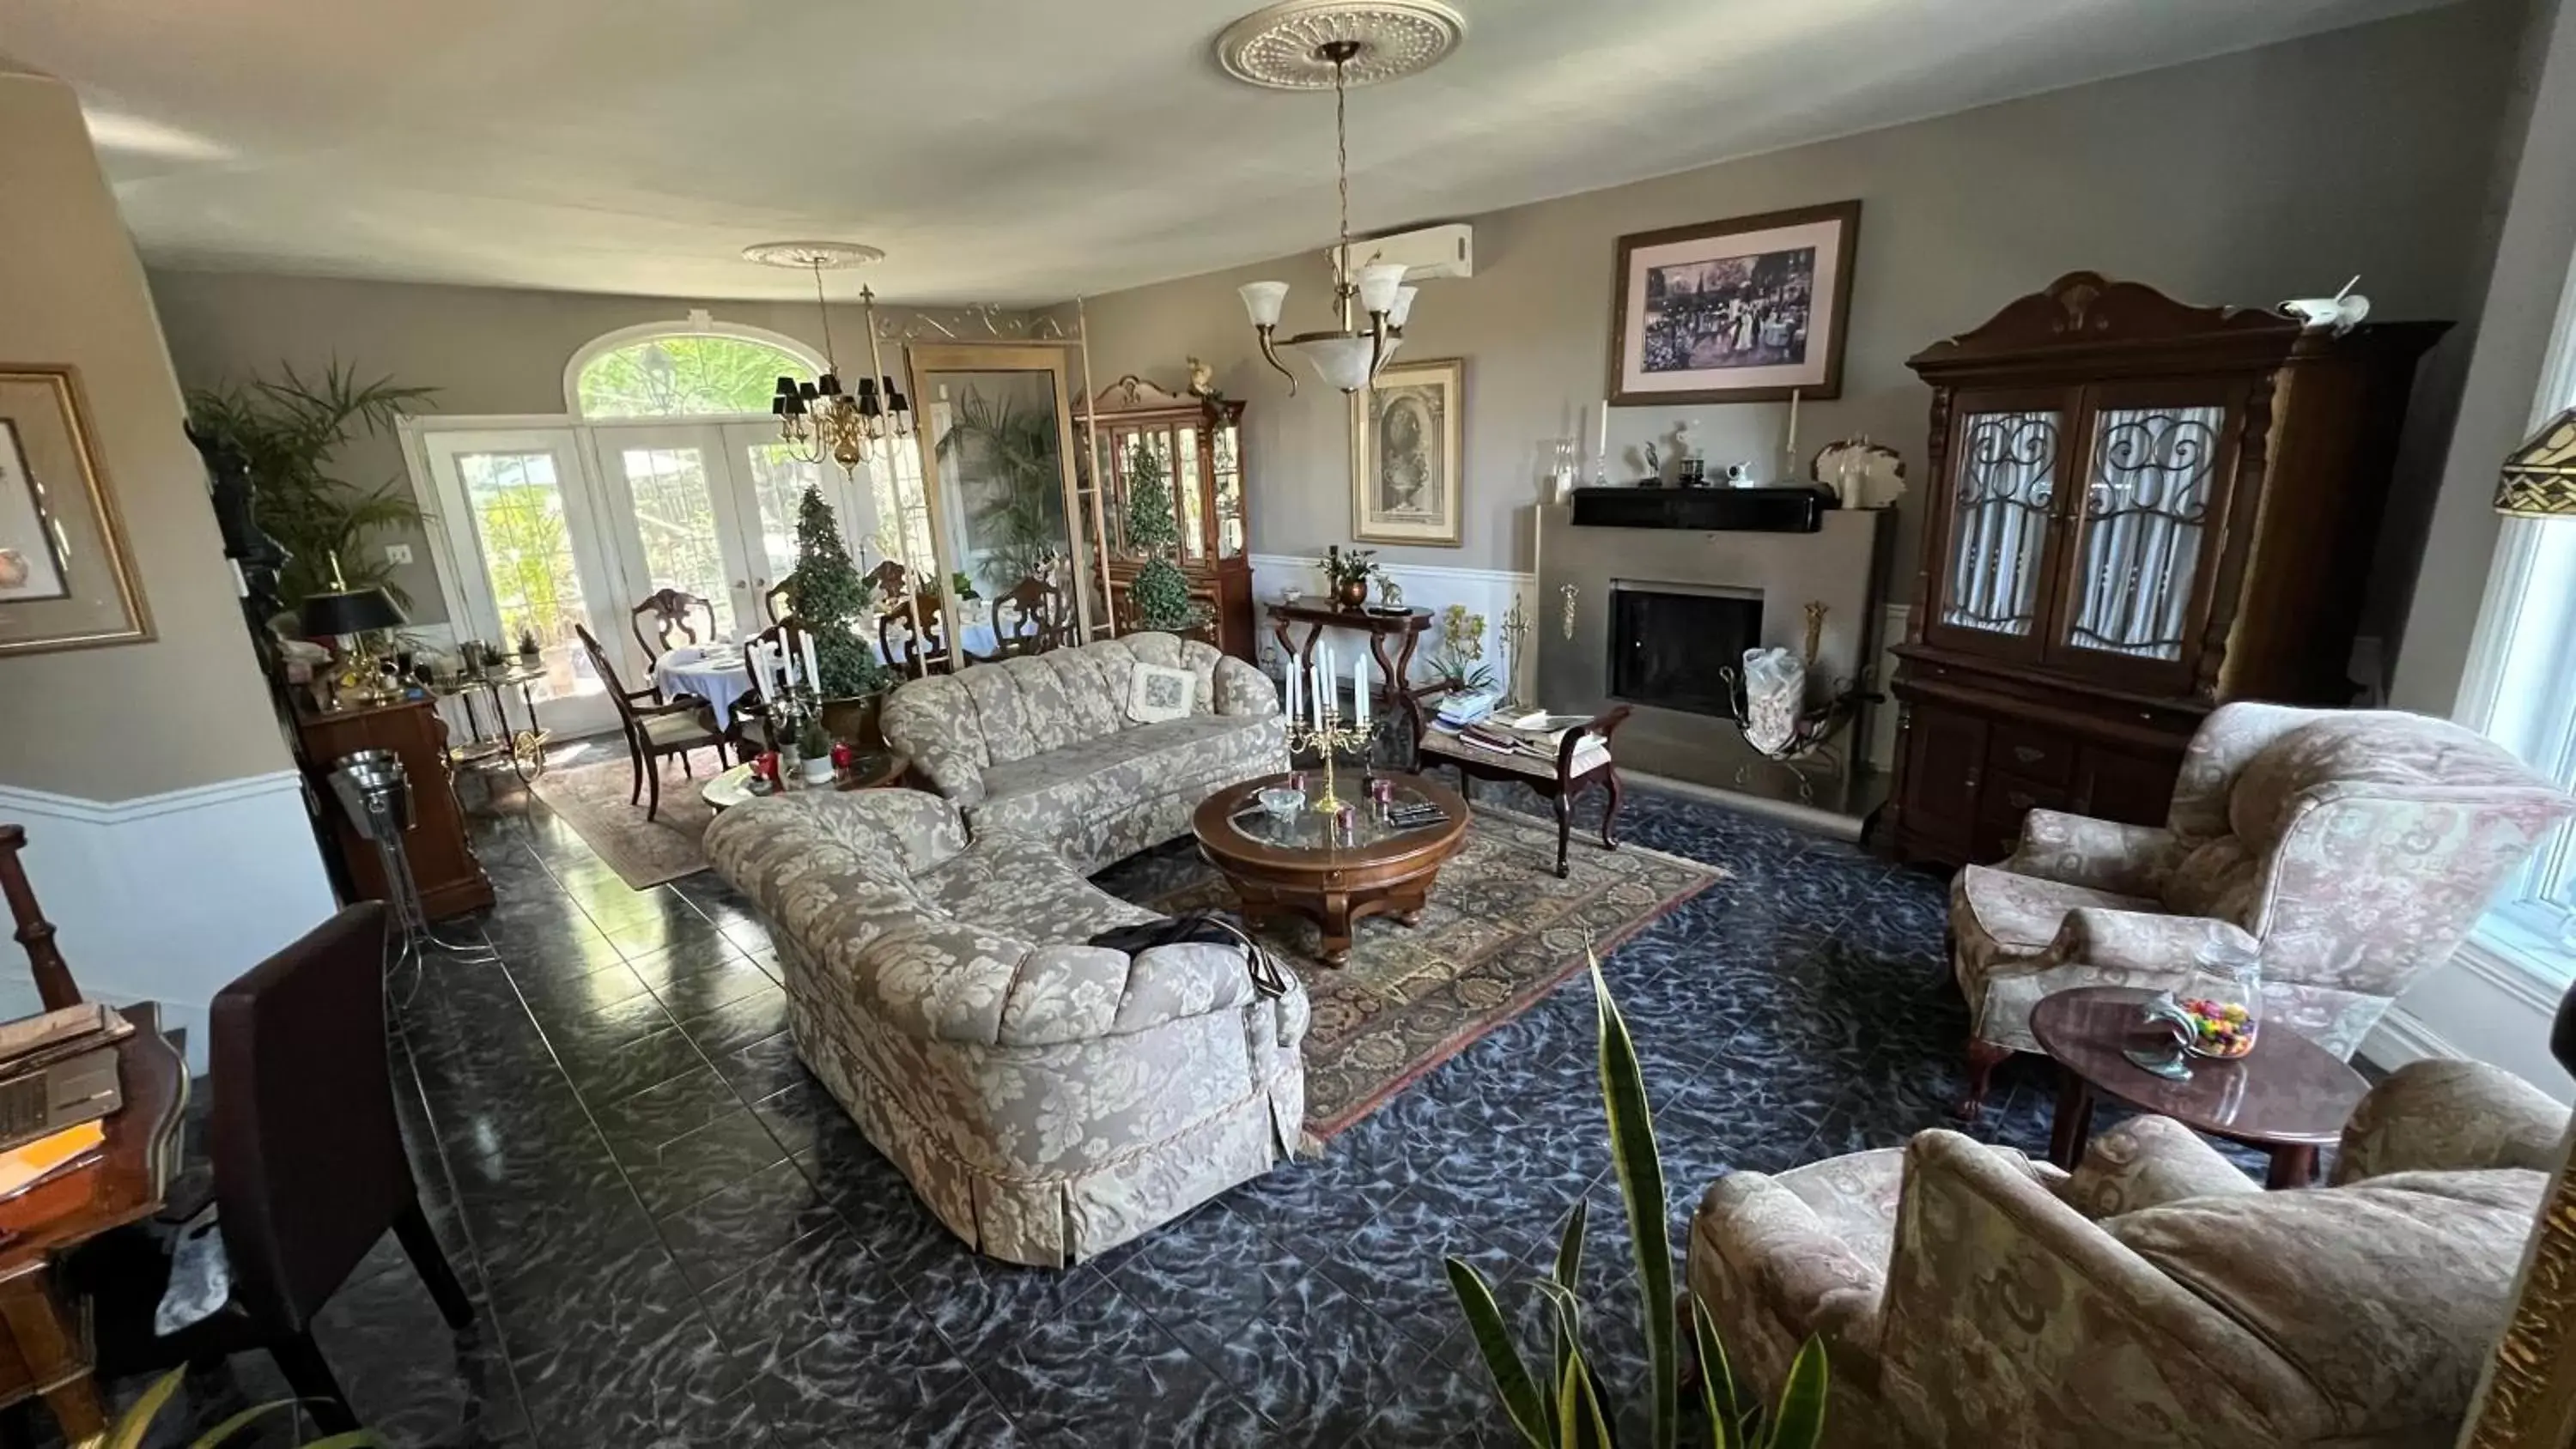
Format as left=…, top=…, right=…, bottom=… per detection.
left=744, top=241, right=912, bottom=479
left=1220, top=1, right=1467, bottom=395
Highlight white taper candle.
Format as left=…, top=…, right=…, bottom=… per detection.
left=1353, top=651, right=1368, bottom=727
left=800, top=632, right=822, bottom=696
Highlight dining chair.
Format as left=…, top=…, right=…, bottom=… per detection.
left=989, top=574, right=1071, bottom=659
left=629, top=588, right=718, bottom=700
left=79, top=904, right=475, bottom=1435
left=574, top=624, right=726, bottom=822
left=877, top=589, right=951, bottom=678
left=762, top=578, right=796, bottom=626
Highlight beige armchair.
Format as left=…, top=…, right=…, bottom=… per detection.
left=1686, top=1059, right=2568, bottom=1448
left=1948, top=703, right=2573, bottom=1116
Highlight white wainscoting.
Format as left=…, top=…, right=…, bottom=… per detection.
left=0, top=770, right=337, bottom=1070
left=1249, top=554, right=1536, bottom=692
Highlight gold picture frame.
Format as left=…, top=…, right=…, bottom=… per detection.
left=1352, top=356, right=1464, bottom=548
left=0, top=366, right=150, bottom=655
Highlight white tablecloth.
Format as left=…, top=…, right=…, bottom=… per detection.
left=653, top=647, right=753, bottom=729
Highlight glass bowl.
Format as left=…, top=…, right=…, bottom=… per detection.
left=1255, top=785, right=1304, bottom=822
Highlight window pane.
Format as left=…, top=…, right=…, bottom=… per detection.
left=2063, top=405, right=2223, bottom=661
left=579, top=336, right=813, bottom=419
left=456, top=451, right=601, bottom=701
left=617, top=447, right=737, bottom=639
left=1941, top=409, right=2060, bottom=637
left=742, top=443, right=822, bottom=585
left=1176, top=427, right=1206, bottom=562
left=870, top=436, right=936, bottom=582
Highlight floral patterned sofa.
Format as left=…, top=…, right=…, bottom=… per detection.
left=1949, top=704, right=2574, bottom=1115
left=1687, top=1058, right=2568, bottom=1447
left=878, top=632, right=1286, bottom=874
left=705, top=788, right=1308, bottom=1266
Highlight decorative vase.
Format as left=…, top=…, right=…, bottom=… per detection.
left=799, top=755, right=835, bottom=786
left=1334, top=578, right=1370, bottom=610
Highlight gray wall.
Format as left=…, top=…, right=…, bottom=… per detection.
left=145, top=270, right=1012, bottom=624
left=1071, top=1, right=2524, bottom=664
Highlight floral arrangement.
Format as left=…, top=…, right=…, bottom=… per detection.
left=1321, top=544, right=1377, bottom=593
left=1429, top=603, right=1496, bottom=693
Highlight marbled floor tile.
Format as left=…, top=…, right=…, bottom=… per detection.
left=674, top=985, right=791, bottom=1061
left=311, top=1251, right=527, bottom=1447
left=630, top=945, right=769, bottom=1019
left=513, top=1293, right=752, bottom=1446
left=708, top=1028, right=810, bottom=1102
left=551, top=1023, right=711, bottom=1112
left=970, top=1282, right=1266, bottom=1447
left=700, top=1224, right=908, bottom=1379
left=1355, top=1331, right=1514, bottom=1447
left=624, top=1109, right=793, bottom=1219
left=1097, top=1200, right=1303, bottom=1364
left=1316, top=1186, right=1528, bottom=1352
left=1196, top=1271, right=1420, bottom=1438
left=658, top=1157, right=851, bottom=1290
left=591, top=1063, right=753, bottom=1166
left=483, top=1228, right=696, bottom=1370
left=908, top=1250, right=1110, bottom=1366
left=746, top=1075, right=847, bottom=1158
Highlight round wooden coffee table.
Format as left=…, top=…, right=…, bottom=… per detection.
left=1192, top=772, right=1469, bottom=967
left=2030, top=985, right=2368, bottom=1189
left=701, top=750, right=909, bottom=810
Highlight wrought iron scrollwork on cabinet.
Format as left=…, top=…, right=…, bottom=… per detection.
left=2064, top=406, right=2221, bottom=661
left=1940, top=410, right=2060, bottom=637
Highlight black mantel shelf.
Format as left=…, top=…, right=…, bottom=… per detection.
left=1568, top=486, right=1829, bottom=534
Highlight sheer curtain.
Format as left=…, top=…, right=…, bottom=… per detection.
left=2063, top=405, right=2222, bottom=660
left=1941, top=409, right=2061, bottom=636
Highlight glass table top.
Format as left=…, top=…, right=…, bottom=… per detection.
left=1224, top=776, right=1454, bottom=853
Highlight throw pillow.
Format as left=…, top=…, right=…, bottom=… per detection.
left=1127, top=662, right=1196, bottom=724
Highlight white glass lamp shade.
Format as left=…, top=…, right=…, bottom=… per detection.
left=1357, top=263, right=1407, bottom=315
left=1290, top=335, right=1377, bottom=394
left=1238, top=280, right=1291, bottom=328
left=1388, top=285, right=1419, bottom=328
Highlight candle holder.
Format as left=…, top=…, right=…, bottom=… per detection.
left=1286, top=704, right=1370, bottom=815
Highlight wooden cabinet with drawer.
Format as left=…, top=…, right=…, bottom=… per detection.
left=1884, top=272, right=2443, bottom=870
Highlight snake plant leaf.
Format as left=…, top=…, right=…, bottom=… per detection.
left=1763, top=1337, right=1831, bottom=1449
left=107, top=1369, right=187, bottom=1449
left=1449, top=1255, right=1556, bottom=1449
left=1591, top=946, right=1677, bottom=1449
left=1552, top=1199, right=1588, bottom=1417
left=1547, top=1295, right=1615, bottom=1449
left=298, top=1433, right=391, bottom=1449
left=185, top=1399, right=307, bottom=1448
left=1690, top=1292, right=1743, bottom=1449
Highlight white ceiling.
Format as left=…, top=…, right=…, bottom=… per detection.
left=1, top=0, right=2453, bottom=306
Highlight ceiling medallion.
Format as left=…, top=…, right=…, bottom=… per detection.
left=1215, top=0, right=1467, bottom=90
left=739, top=240, right=886, bottom=270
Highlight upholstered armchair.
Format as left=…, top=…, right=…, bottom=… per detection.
left=1948, top=704, right=2573, bottom=1116
left=1686, top=1058, right=2568, bottom=1447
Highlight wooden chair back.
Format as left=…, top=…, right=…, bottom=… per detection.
left=573, top=624, right=648, bottom=734
left=762, top=579, right=795, bottom=625
left=630, top=589, right=716, bottom=666
left=990, top=574, right=1072, bottom=659
left=878, top=590, right=950, bottom=677
left=212, top=903, right=414, bottom=1333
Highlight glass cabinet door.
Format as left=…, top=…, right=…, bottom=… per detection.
left=1212, top=420, right=1246, bottom=558
left=1925, top=391, right=2071, bottom=658
left=2044, top=382, right=2242, bottom=685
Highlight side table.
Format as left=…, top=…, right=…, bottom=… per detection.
left=702, top=751, right=910, bottom=811
left=2029, top=985, right=2367, bottom=1189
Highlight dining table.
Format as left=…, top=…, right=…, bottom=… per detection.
left=653, top=644, right=755, bottom=730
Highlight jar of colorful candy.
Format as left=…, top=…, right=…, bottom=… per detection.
left=2146, top=938, right=2263, bottom=1060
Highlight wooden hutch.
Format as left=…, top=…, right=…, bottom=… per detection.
left=1076, top=375, right=1255, bottom=660
left=1886, top=273, right=2446, bottom=867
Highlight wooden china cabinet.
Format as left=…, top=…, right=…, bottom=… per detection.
left=1076, top=375, right=1255, bottom=660
left=1886, top=273, right=2446, bottom=867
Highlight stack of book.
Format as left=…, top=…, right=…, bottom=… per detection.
left=0, top=1003, right=130, bottom=1199
left=1437, top=715, right=1613, bottom=777
left=1435, top=689, right=1501, bottom=730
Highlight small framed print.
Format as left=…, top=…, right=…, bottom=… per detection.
left=1352, top=356, right=1464, bottom=548
left=1609, top=200, right=1862, bottom=405
left=0, top=366, right=151, bottom=655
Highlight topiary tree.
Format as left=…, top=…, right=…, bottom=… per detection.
left=1123, top=445, right=1206, bottom=633
left=783, top=485, right=892, bottom=698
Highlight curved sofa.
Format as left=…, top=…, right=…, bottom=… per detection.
left=707, top=786, right=1309, bottom=1265
left=878, top=632, right=1286, bottom=873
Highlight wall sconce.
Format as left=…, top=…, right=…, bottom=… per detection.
left=2496, top=408, right=2576, bottom=517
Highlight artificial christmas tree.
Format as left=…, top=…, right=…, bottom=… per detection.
left=1123, top=446, right=1206, bottom=633
left=783, top=485, right=891, bottom=699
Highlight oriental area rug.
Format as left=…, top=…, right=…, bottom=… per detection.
left=1096, top=803, right=1723, bottom=1139
left=526, top=745, right=721, bottom=890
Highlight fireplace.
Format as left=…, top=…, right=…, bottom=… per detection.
left=1610, top=584, right=1762, bottom=718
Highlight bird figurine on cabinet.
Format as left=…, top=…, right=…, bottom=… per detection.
left=1187, top=357, right=1219, bottom=400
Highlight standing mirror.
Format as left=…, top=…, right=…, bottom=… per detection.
left=903, top=344, right=1091, bottom=671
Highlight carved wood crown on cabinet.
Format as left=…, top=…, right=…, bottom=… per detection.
left=1885, top=272, right=2449, bottom=870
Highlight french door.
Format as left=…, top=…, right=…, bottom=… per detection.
left=417, top=420, right=872, bottom=739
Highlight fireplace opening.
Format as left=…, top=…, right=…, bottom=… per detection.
left=1609, top=583, right=1763, bottom=718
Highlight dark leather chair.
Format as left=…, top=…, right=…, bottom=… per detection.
left=83, top=904, right=473, bottom=1434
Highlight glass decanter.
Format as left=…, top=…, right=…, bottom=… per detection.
left=2125, top=937, right=2262, bottom=1080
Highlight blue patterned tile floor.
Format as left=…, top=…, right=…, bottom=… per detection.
left=99, top=767, right=2154, bottom=1446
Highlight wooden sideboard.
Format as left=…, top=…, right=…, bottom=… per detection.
left=296, top=698, right=492, bottom=919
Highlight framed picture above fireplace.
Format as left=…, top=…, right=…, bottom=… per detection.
left=1608, top=200, right=1861, bottom=405
left=1352, top=356, right=1464, bottom=547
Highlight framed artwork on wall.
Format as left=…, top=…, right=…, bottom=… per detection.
left=0, top=366, right=151, bottom=656
left=1608, top=199, right=1862, bottom=405
left=1352, top=356, right=1464, bottom=548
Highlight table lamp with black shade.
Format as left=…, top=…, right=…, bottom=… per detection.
left=299, top=555, right=406, bottom=711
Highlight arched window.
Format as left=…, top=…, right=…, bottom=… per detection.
left=567, top=316, right=822, bottom=419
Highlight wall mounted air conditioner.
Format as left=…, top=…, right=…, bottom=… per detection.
left=1332, top=223, right=1473, bottom=281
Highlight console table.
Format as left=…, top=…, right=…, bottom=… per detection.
left=1268, top=602, right=1433, bottom=761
